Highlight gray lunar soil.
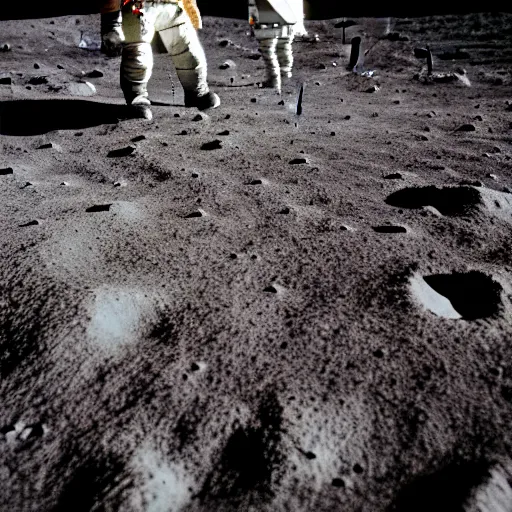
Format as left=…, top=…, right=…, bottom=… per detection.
left=1, top=11, right=512, bottom=512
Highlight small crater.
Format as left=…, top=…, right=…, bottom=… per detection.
left=107, top=146, right=136, bottom=158
left=185, top=209, right=206, bottom=218
left=384, top=173, right=403, bottom=180
left=289, top=158, right=308, bottom=165
left=201, top=139, right=222, bottom=151
left=278, top=207, right=291, bottom=215
left=20, top=219, right=40, bottom=227
left=373, top=225, right=407, bottom=233
left=86, top=204, right=112, bottom=213
left=411, top=271, right=502, bottom=320
left=0, top=167, right=14, bottom=175
left=386, top=186, right=481, bottom=216
left=331, top=478, right=345, bottom=488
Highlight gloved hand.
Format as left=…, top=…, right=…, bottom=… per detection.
left=101, top=10, right=124, bottom=57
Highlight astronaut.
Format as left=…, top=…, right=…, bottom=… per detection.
left=100, top=0, right=220, bottom=120
left=248, top=0, right=306, bottom=93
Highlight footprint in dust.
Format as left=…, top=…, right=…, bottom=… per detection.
left=410, top=271, right=503, bottom=320
left=87, top=286, right=157, bottom=351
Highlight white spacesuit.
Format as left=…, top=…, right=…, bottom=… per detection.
left=248, top=0, right=306, bottom=93
left=101, top=0, right=219, bottom=119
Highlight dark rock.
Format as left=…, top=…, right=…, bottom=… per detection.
left=107, top=146, right=136, bottom=157
left=0, top=167, right=14, bottom=175
left=1, top=43, right=11, bottom=52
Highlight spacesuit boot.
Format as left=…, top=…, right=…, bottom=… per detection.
left=120, top=0, right=219, bottom=118
left=249, top=0, right=303, bottom=92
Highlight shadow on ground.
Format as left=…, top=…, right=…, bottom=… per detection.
left=0, top=99, right=127, bottom=136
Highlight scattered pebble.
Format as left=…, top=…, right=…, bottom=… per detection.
left=278, top=100, right=285, bottom=105
left=1, top=43, right=11, bottom=52
left=57, top=64, right=64, bottom=69
left=201, top=140, right=222, bottom=150
left=487, top=173, right=498, bottom=180
left=60, top=181, right=69, bottom=186
left=330, top=131, right=336, bottom=136
left=474, top=115, right=483, bottom=121
left=344, top=115, right=351, bottom=120
left=131, top=135, right=146, bottom=142
left=279, top=207, right=291, bottom=214
left=174, top=113, right=180, bottom=118
left=217, top=130, right=230, bottom=136
left=366, top=85, right=380, bottom=93
left=179, top=130, right=188, bottom=135
left=218, top=39, right=232, bottom=47
left=114, top=181, right=127, bottom=187
left=107, top=146, right=136, bottom=158
left=250, top=98, right=257, bottom=103
left=193, top=113, right=206, bottom=121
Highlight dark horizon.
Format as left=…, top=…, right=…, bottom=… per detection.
left=1, top=0, right=510, bottom=21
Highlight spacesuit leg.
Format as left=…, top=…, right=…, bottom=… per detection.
left=120, top=4, right=158, bottom=117
left=255, top=31, right=281, bottom=92
left=155, top=4, right=219, bottom=109
left=276, top=33, right=294, bottom=78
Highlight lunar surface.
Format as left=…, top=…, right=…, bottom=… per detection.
left=1, top=10, right=512, bottom=512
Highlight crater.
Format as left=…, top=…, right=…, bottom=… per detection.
left=410, top=271, right=502, bottom=320
left=386, top=186, right=481, bottom=216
